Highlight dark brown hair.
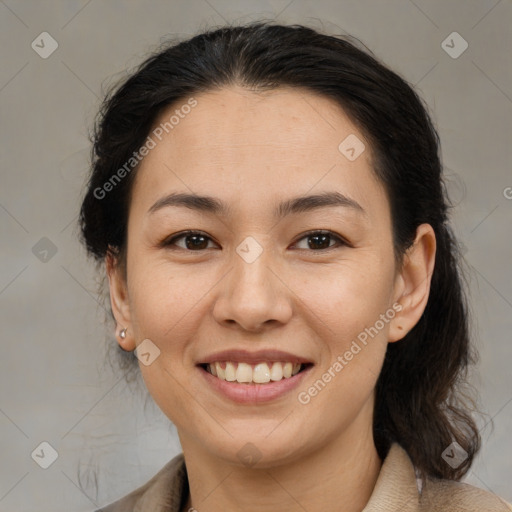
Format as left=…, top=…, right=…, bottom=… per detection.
left=79, top=21, right=480, bottom=481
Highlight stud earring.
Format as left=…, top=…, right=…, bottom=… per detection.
left=119, top=328, right=127, bottom=339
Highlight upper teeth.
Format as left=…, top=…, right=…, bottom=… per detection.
left=207, top=362, right=302, bottom=384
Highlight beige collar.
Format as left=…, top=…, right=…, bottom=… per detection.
left=362, top=443, right=421, bottom=511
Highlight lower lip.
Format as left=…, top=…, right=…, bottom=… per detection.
left=198, top=365, right=313, bottom=404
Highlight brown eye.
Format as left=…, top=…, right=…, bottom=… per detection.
left=163, top=231, right=217, bottom=251
left=293, top=231, right=346, bottom=251
left=163, top=230, right=347, bottom=252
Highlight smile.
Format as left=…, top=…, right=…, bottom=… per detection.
left=197, top=349, right=313, bottom=403
left=204, top=361, right=304, bottom=384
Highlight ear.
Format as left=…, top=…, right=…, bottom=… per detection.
left=106, top=249, right=136, bottom=351
left=388, top=223, right=436, bottom=343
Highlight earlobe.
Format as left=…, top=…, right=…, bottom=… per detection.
left=388, top=223, right=436, bottom=343
left=106, top=250, right=136, bottom=351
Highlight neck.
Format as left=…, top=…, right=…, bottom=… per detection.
left=179, top=409, right=382, bottom=512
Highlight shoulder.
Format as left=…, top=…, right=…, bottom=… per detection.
left=94, top=452, right=187, bottom=512
left=419, top=474, right=512, bottom=511
left=369, top=443, right=511, bottom=512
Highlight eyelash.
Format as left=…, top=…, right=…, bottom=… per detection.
left=161, top=230, right=349, bottom=252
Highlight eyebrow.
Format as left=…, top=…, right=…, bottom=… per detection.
left=147, top=191, right=367, bottom=219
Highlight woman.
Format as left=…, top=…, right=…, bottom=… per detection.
left=79, top=22, right=511, bottom=512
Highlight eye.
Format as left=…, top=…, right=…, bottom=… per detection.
left=162, top=230, right=347, bottom=252
left=292, top=230, right=347, bottom=251
left=162, top=230, right=218, bottom=251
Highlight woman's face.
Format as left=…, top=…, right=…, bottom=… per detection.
left=110, top=85, right=417, bottom=466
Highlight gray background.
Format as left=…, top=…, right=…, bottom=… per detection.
left=0, top=0, right=511, bottom=510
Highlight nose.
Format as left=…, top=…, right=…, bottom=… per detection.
left=212, top=244, right=293, bottom=332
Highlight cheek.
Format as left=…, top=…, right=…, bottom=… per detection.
left=292, top=256, right=395, bottom=338
left=125, top=260, right=209, bottom=427
left=305, top=262, right=394, bottom=405
left=293, top=262, right=393, bottom=418
left=127, top=258, right=206, bottom=337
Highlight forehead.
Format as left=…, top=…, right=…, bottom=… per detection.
left=152, top=85, right=361, bottom=159
left=130, top=85, right=389, bottom=224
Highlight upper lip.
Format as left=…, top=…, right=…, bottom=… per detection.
left=198, top=349, right=312, bottom=365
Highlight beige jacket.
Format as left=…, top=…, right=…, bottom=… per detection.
left=96, top=443, right=511, bottom=511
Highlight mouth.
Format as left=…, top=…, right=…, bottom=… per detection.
left=197, top=354, right=316, bottom=403
left=196, top=349, right=314, bottom=403
left=198, top=361, right=313, bottom=384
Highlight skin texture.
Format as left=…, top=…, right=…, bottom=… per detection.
left=107, top=85, right=436, bottom=512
